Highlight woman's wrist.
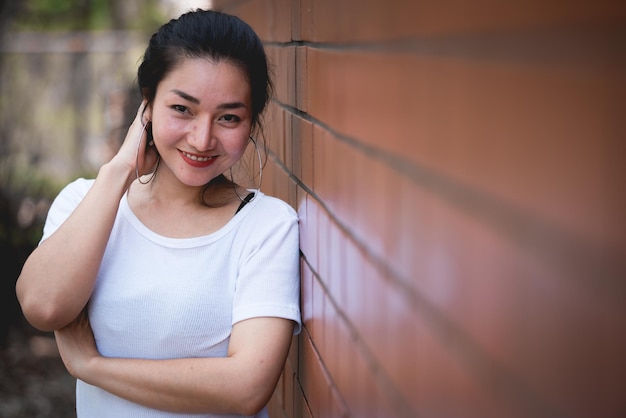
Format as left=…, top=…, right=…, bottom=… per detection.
left=78, top=353, right=103, bottom=385
left=98, top=158, right=136, bottom=192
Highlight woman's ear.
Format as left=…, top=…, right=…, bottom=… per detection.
left=142, top=104, right=152, bottom=125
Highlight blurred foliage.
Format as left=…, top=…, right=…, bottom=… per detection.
left=0, top=164, right=59, bottom=255
left=11, top=0, right=165, bottom=31
left=0, top=0, right=166, bottom=345
left=0, top=0, right=163, bottom=253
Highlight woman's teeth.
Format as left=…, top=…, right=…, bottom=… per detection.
left=183, top=152, right=212, bottom=162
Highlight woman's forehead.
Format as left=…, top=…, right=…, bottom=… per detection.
left=158, top=58, right=251, bottom=104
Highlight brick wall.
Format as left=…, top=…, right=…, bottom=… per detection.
left=212, top=1, right=625, bottom=417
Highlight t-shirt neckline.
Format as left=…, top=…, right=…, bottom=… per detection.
left=119, top=189, right=262, bottom=248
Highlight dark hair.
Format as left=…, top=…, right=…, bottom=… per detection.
left=138, top=9, right=272, bottom=132
left=137, top=9, right=272, bottom=205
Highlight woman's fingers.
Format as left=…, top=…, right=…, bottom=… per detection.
left=129, top=99, right=149, bottom=147
left=114, top=99, right=158, bottom=178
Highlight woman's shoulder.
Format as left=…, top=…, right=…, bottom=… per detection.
left=252, top=192, right=298, bottom=220
left=50, top=177, right=94, bottom=207
left=41, top=178, right=96, bottom=243
left=57, top=177, right=95, bottom=197
left=235, top=192, right=299, bottom=236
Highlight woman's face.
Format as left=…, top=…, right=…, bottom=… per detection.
left=146, top=57, right=252, bottom=188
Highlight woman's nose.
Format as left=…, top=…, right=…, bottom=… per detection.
left=189, top=120, right=216, bottom=151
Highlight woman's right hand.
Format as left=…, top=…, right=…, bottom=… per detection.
left=110, top=99, right=159, bottom=188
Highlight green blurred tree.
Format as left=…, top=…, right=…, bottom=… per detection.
left=13, top=0, right=163, bottom=31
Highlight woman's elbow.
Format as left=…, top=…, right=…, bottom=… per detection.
left=17, top=300, right=60, bottom=332
left=233, top=379, right=277, bottom=416
left=236, top=395, right=270, bottom=417
left=16, top=285, right=67, bottom=332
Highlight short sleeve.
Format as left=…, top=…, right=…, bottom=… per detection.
left=231, top=200, right=302, bottom=334
left=41, top=178, right=94, bottom=243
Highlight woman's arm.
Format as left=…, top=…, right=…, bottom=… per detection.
left=16, top=103, right=155, bottom=331
left=55, top=314, right=295, bottom=416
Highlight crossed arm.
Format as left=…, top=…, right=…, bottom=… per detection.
left=55, top=312, right=294, bottom=416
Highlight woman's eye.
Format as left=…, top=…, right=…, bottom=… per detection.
left=220, top=114, right=241, bottom=123
left=172, top=105, right=188, bottom=113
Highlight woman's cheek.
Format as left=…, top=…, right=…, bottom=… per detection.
left=154, top=119, right=185, bottom=144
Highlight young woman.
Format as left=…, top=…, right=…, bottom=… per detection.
left=16, top=9, right=301, bottom=418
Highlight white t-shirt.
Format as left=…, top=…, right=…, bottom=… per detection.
left=42, top=178, right=302, bottom=417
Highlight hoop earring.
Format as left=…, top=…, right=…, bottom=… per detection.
left=231, top=136, right=263, bottom=202
left=135, top=122, right=160, bottom=185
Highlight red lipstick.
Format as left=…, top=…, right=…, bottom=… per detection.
left=179, top=150, right=216, bottom=168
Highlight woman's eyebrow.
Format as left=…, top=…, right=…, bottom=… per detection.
left=169, top=89, right=247, bottom=110
left=170, top=89, right=200, bottom=104
left=217, top=102, right=247, bottom=110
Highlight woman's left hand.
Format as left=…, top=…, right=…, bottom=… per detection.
left=54, top=309, right=99, bottom=379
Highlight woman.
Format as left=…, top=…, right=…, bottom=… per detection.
left=16, top=9, right=301, bottom=418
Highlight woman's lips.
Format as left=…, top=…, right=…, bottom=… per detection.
left=179, top=150, right=216, bottom=168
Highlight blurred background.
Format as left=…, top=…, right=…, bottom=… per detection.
left=2, top=1, right=625, bottom=417
left=0, top=1, right=209, bottom=416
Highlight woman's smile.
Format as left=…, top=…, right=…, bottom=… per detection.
left=179, top=150, right=217, bottom=167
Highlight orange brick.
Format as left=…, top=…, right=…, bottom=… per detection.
left=295, top=46, right=308, bottom=112
left=266, top=46, right=296, bottom=107
left=292, top=114, right=313, bottom=189
left=298, top=333, right=331, bottom=418
left=218, top=0, right=293, bottom=42
left=304, top=0, right=626, bottom=42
